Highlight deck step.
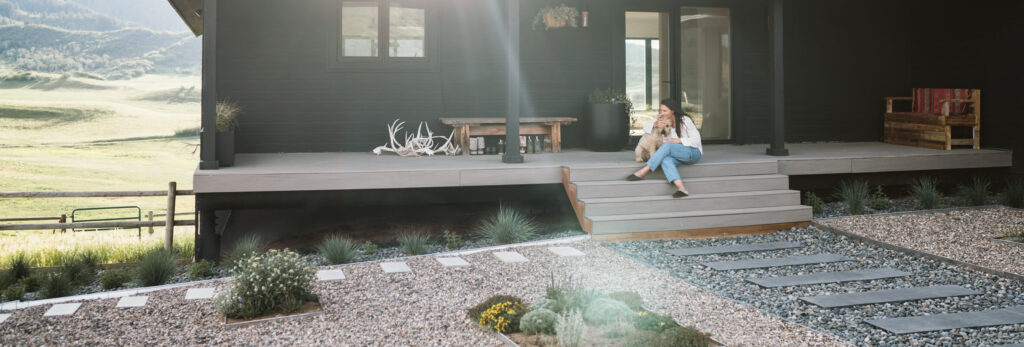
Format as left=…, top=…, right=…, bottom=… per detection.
left=580, top=190, right=799, bottom=217
left=588, top=205, right=811, bottom=235
left=800, top=285, right=981, bottom=308
left=747, top=268, right=911, bottom=288
left=567, top=161, right=778, bottom=182
left=702, top=253, right=853, bottom=271
left=574, top=174, right=790, bottom=199
left=666, top=241, right=804, bottom=256
left=865, top=305, right=1024, bottom=335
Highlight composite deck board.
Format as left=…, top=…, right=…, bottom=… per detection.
left=799, top=285, right=982, bottom=308
left=702, top=253, right=853, bottom=270
left=747, top=268, right=910, bottom=288
left=666, top=241, right=803, bottom=256
left=865, top=306, right=1024, bottom=335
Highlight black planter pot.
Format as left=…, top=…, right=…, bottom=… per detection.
left=216, top=131, right=235, bottom=167
left=587, top=103, right=629, bottom=152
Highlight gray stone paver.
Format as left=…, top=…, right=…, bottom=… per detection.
left=666, top=241, right=803, bottom=256
left=115, top=296, right=148, bottom=308
left=800, top=285, right=981, bottom=308
left=865, top=306, right=1024, bottom=334
left=436, top=257, right=470, bottom=267
left=703, top=253, right=853, bottom=271
left=43, top=303, right=81, bottom=317
left=381, top=262, right=411, bottom=273
left=184, top=288, right=216, bottom=300
left=747, top=268, right=911, bottom=288
left=316, top=269, right=346, bottom=281
left=0, top=313, right=10, bottom=324
left=493, top=251, right=529, bottom=263
left=548, top=246, right=585, bottom=257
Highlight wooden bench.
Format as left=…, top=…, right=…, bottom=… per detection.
left=439, top=117, right=578, bottom=155
left=884, top=88, right=981, bottom=150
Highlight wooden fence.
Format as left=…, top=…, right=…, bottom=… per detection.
left=0, top=182, right=195, bottom=252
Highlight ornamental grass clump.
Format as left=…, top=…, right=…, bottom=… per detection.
left=910, top=177, right=942, bottom=209
left=39, top=273, right=74, bottom=299
left=397, top=231, right=430, bottom=256
left=478, top=205, right=538, bottom=245
left=135, top=249, right=178, bottom=286
left=835, top=180, right=870, bottom=215
left=955, top=177, right=990, bottom=206
left=317, top=234, right=360, bottom=264
left=226, top=235, right=264, bottom=266
left=5, top=252, right=31, bottom=281
left=214, top=249, right=317, bottom=319
left=1001, top=179, right=1024, bottom=208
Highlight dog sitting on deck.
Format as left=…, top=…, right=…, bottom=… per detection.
left=635, top=124, right=669, bottom=162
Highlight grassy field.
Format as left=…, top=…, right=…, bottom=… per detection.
left=0, top=72, right=200, bottom=266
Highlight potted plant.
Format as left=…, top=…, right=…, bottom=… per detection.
left=215, top=100, right=241, bottom=167
left=587, top=88, right=632, bottom=152
left=532, top=4, right=579, bottom=30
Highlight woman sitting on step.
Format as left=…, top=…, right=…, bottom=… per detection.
left=625, top=99, right=703, bottom=198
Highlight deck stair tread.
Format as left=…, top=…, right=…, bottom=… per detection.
left=579, top=190, right=796, bottom=203
left=702, top=253, right=853, bottom=270
left=588, top=205, right=809, bottom=222
left=800, top=285, right=982, bottom=308
left=666, top=241, right=804, bottom=256
left=572, top=174, right=789, bottom=186
left=747, top=268, right=911, bottom=288
left=864, top=305, right=1024, bottom=335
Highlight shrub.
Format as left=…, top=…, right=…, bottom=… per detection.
left=910, top=177, right=942, bottom=209
left=868, top=185, right=891, bottom=210
left=662, top=326, right=713, bottom=347
left=214, top=249, right=317, bottom=319
left=442, top=230, right=463, bottom=249
left=5, top=252, right=32, bottom=281
left=317, top=235, right=360, bottom=265
left=361, top=241, right=378, bottom=256
left=3, top=283, right=26, bottom=301
left=624, top=330, right=662, bottom=347
left=955, top=177, right=990, bottom=206
left=1000, top=227, right=1024, bottom=243
left=60, top=254, right=97, bottom=285
left=479, top=300, right=529, bottom=333
left=1002, top=179, right=1024, bottom=208
left=530, top=297, right=557, bottom=312
left=633, top=310, right=680, bottom=332
left=544, top=275, right=602, bottom=314
left=584, top=297, right=633, bottom=325
left=468, top=295, right=526, bottom=321
left=0, top=272, right=12, bottom=291
left=398, top=231, right=430, bottom=256
left=803, top=191, right=825, bottom=214
left=609, top=291, right=644, bottom=311
left=555, top=309, right=586, bottom=347
left=834, top=180, right=870, bottom=215
left=135, top=249, right=178, bottom=286
left=478, top=205, right=538, bottom=245
left=604, top=317, right=635, bottom=338
left=187, top=260, right=215, bottom=279
left=99, top=268, right=133, bottom=290
left=520, top=308, right=559, bottom=335
left=39, top=273, right=75, bottom=299
left=19, top=272, right=45, bottom=292
left=226, top=235, right=263, bottom=265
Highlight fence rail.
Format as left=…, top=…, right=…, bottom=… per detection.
left=0, top=182, right=194, bottom=252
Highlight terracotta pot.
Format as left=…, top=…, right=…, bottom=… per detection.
left=544, top=13, right=564, bottom=28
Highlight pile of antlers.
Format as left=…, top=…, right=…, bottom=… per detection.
left=371, top=119, right=460, bottom=156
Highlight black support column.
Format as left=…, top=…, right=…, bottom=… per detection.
left=200, top=0, right=219, bottom=170
left=767, top=0, right=789, bottom=156
left=502, top=0, right=523, bottom=163
left=197, top=209, right=220, bottom=261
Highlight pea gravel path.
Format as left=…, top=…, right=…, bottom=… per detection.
left=819, top=206, right=1024, bottom=276
left=0, top=242, right=846, bottom=346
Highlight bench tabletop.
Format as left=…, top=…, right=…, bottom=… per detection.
left=439, top=117, right=577, bottom=125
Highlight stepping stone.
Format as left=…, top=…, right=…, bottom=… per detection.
left=994, top=344, right=1024, bottom=347
left=0, top=313, right=10, bottom=324
left=865, top=305, right=1024, bottom=335
left=666, top=241, right=802, bottom=256
left=116, top=296, right=149, bottom=308
left=43, top=303, right=81, bottom=317
left=800, top=285, right=981, bottom=308
left=548, top=246, right=585, bottom=257
left=747, top=268, right=910, bottom=288
left=436, top=257, right=470, bottom=267
left=184, top=288, right=216, bottom=300
left=494, top=251, right=529, bottom=263
left=381, top=262, right=411, bottom=273
left=703, top=253, right=853, bottom=271
left=316, top=269, right=346, bottom=281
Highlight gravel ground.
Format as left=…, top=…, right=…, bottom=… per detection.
left=604, top=226, right=1024, bottom=346
left=0, top=241, right=845, bottom=346
left=820, top=206, right=1024, bottom=277
left=815, top=196, right=1002, bottom=219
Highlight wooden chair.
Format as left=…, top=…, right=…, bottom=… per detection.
left=884, top=88, right=980, bottom=150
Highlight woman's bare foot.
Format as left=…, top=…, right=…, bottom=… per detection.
left=627, top=166, right=652, bottom=181
left=671, top=179, right=690, bottom=196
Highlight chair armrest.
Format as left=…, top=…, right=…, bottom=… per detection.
left=939, top=99, right=973, bottom=103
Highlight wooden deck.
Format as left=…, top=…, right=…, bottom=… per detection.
left=193, top=142, right=1012, bottom=194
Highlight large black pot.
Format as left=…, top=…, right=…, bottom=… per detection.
left=587, top=103, right=629, bottom=151
left=216, top=131, right=235, bottom=167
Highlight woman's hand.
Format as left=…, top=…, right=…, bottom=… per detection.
left=655, top=120, right=666, bottom=128
left=662, top=138, right=682, bottom=144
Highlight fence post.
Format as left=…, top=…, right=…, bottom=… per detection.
left=59, top=214, right=66, bottom=233
left=147, top=210, right=154, bottom=234
left=165, top=182, right=176, bottom=252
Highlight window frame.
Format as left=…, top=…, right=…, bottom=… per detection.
left=329, top=0, right=440, bottom=72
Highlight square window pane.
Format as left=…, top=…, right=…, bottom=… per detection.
left=341, top=1, right=379, bottom=57
left=389, top=2, right=425, bottom=57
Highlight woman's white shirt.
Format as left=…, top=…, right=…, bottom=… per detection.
left=643, top=118, right=702, bottom=154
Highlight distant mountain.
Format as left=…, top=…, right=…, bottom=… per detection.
left=0, top=0, right=200, bottom=78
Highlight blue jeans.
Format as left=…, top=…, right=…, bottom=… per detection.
left=646, top=143, right=702, bottom=183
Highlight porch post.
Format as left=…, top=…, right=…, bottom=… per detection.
left=502, top=0, right=524, bottom=163
left=199, top=0, right=219, bottom=170
left=766, top=0, right=789, bottom=156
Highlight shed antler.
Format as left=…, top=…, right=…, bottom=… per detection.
left=372, top=119, right=460, bottom=156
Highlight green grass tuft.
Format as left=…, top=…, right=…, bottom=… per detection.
left=5, top=252, right=32, bottom=281
left=39, top=272, right=75, bottom=299
left=1002, top=179, right=1024, bottom=208
left=317, top=234, right=360, bottom=265
left=910, top=177, right=942, bottom=210
left=478, top=205, right=539, bottom=245
left=955, top=176, right=990, bottom=206
left=225, top=234, right=263, bottom=266
left=397, top=231, right=430, bottom=256
left=834, top=180, right=869, bottom=215
left=135, top=249, right=178, bottom=286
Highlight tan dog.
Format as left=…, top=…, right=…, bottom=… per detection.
left=635, top=125, right=669, bottom=162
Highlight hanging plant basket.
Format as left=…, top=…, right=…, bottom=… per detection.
left=533, top=4, right=579, bottom=30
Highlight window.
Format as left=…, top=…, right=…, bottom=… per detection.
left=331, top=0, right=438, bottom=71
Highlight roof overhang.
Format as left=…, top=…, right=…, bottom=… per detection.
left=168, top=0, right=204, bottom=36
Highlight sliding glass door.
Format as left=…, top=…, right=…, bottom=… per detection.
left=679, top=6, right=731, bottom=140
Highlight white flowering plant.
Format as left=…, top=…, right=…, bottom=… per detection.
left=214, top=249, right=317, bottom=319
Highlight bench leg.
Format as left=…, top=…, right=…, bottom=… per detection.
left=459, top=125, right=470, bottom=155
left=552, top=123, right=562, bottom=153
